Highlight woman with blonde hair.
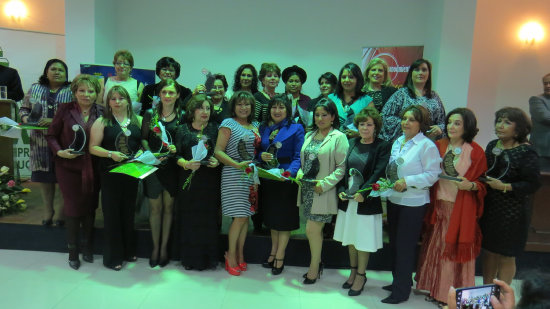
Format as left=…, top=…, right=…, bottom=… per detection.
left=361, top=58, right=397, bottom=113
left=46, top=74, right=103, bottom=270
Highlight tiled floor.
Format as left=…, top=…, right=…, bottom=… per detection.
left=0, top=249, right=521, bottom=309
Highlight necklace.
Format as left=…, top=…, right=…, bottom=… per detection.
left=115, top=116, right=131, bottom=136
left=161, top=109, right=174, bottom=121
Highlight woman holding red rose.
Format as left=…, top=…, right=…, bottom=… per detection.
left=175, top=94, right=220, bottom=270
left=141, top=79, right=183, bottom=267
left=214, top=91, right=260, bottom=276
left=257, top=94, right=304, bottom=275
left=334, top=107, right=390, bottom=296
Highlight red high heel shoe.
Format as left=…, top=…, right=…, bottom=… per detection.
left=238, top=262, right=247, bottom=272
left=224, top=253, right=241, bottom=276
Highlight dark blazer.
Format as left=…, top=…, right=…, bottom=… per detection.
left=258, top=121, right=304, bottom=177
left=46, top=101, right=103, bottom=189
left=529, top=94, right=550, bottom=157
left=0, top=66, right=24, bottom=101
left=338, top=137, right=391, bottom=215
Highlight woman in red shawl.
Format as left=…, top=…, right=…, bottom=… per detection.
left=416, top=108, right=487, bottom=307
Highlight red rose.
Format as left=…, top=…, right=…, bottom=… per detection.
left=153, top=126, right=161, bottom=133
left=244, top=167, right=253, bottom=174
left=282, top=171, right=291, bottom=178
left=7, top=180, right=15, bottom=188
left=372, top=183, right=381, bottom=191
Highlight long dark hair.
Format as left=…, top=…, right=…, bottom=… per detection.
left=334, top=62, right=364, bottom=101
left=403, top=58, right=433, bottom=99
left=232, top=64, right=258, bottom=93
left=38, top=59, right=70, bottom=86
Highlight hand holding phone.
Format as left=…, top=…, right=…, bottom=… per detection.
left=455, top=284, right=500, bottom=309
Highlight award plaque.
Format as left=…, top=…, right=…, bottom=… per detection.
left=263, top=141, right=282, bottom=169
left=26, top=102, right=43, bottom=126
left=484, top=151, right=510, bottom=180
left=442, top=151, right=459, bottom=177
left=237, top=136, right=254, bottom=161
left=345, top=168, right=364, bottom=197
left=115, top=130, right=136, bottom=157
left=68, top=124, right=86, bottom=155
left=385, top=159, right=400, bottom=183
left=302, top=153, right=320, bottom=182
left=150, top=129, right=173, bottom=154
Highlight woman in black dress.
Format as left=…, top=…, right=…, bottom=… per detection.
left=89, top=85, right=142, bottom=271
left=480, top=107, right=540, bottom=284
left=175, top=94, right=220, bottom=270
left=258, top=94, right=304, bottom=275
left=141, top=79, right=183, bottom=268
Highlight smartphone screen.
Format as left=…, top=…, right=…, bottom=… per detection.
left=455, top=284, right=500, bottom=309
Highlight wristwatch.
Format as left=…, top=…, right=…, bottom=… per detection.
left=108, top=151, right=112, bottom=158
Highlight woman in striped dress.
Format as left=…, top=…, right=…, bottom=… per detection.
left=214, top=91, right=260, bottom=276
left=20, top=59, right=73, bottom=226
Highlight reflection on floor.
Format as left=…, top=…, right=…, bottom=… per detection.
left=0, top=250, right=522, bottom=309
left=0, top=180, right=313, bottom=235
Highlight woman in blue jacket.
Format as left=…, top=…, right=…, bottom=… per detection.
left=257, top=94, right=304, bottom=275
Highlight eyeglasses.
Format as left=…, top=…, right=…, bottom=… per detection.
left=115, top=62, right=131, bottom=67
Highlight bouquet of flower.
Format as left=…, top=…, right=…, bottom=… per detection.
left=0, top=166, right=31, bottom=216
left=356, top=178, right=394, bottom=198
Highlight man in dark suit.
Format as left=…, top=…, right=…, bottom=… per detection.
left=0, top=65, right=24, bottom=101
left=529, top=73, right=550, bottom=172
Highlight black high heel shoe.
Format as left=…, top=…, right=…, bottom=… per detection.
left=159, top=257, right=169, bottom=268
left=271, top=258, right=284, bottom=275
left=68, top=244, right=80, bottom=270
left=149, top=250, right=159, bottom=268
left=348, top=273, right=366, bottom=296
left=303, top=262, right=324, bottom=284
left=82, top=241, right=93, bottom=263
left=262, top=254, right=275, bottom=269
left=342, top=266, right=358, bottom=289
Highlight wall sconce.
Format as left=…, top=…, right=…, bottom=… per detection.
left=519, top=21, right=544, bottom=46
left=3, top=0, right=28, bottom=21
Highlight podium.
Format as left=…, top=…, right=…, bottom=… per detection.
left=526, top=171, right=550, bottom=252
left=0, top=99, right=16, bottom=172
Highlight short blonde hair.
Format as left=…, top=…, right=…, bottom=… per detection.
left=70, top=74, right=101, bottom=97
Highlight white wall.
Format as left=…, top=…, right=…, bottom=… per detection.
left=426, top=0, right=477, bottom=113
left=0, top=29, right=65, bottom=92
left=65, top=0, right=95, bottom=78
left=467, top=0, right=550, bottom=147
left=90, top=0, right=447, bottom=96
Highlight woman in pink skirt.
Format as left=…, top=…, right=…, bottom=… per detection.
left=416, top=108, right=487, bottom=307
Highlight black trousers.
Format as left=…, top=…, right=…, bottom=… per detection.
left=100, top=172, right=139, bottom=268
left=386, top=201, right=427, bottom=300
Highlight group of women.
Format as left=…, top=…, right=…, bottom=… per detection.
left=19, top=50, right=541, bottom=306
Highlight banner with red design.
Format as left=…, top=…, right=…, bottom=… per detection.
left=361, top=46, right=424, bottom=87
